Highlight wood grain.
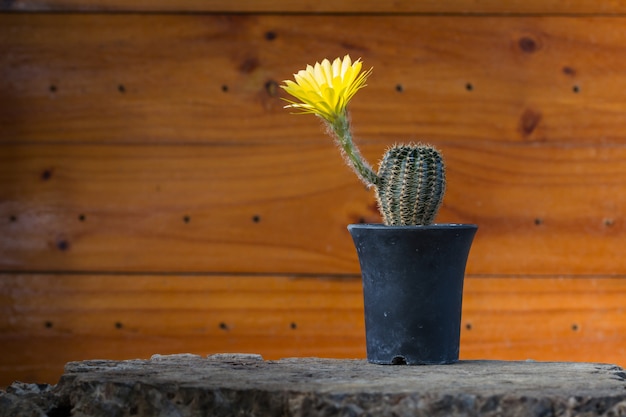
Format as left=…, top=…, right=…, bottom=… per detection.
left=3, top=0, right=626, bottom=14
left=3, top=15, right=626, bottom=146
left=2, top=142, right=626, bottom=275
left=1, top=274, right=625, bottom=386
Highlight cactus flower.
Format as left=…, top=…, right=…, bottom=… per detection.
left=281, top=55, right=378, bottom=186
left=281, top=55, right=372, bottom=125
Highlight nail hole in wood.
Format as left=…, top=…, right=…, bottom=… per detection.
left=604, top=218, right=614, bottom=227
left=265, top=31, right=277, bottom=41
left=56, top=240, right=70, bottom=251
left=219, top=322, right=229, bottom=331
left=49, top=85, right=57, bottom=93
left=78, top=214, right=86, bottom=222
left=44, top=321, right=53, bottom=329
left=252, top=215, right=261, bottom=223
left=9, top=215, right=17, bottom=223
left=534, top=218, right=543, bottom=226
left=41, top=169, right=53, bottom=181
left=573, top=85, right=580, bottom=93
left=572, top=323, right=579, bottom=331
left=290, top=322, right=297, bottom=330
left=221, top=85, right=229, bottom=92
left=465, top=323, right=472, bottom=330
left=118, top=84, right=126, bottom=93
left=395, top=84, right=404, bottom=93
left=115, top=322, right=123, bottom=329
left=183, top=215, right=190, bottom=224
left=465, top=83, right=474, bottom=91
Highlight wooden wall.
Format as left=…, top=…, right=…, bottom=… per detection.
left=2, top=1, right=626, bottom=386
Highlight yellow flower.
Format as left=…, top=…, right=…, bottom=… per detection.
left=281, top=55, right=372, bottom=124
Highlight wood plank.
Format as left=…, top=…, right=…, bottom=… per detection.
left=1, top=274, right=625, bottom=386
left=461, top=277, right=626, bottom=361
left=3, top=143, right=626, bottom=275
left=3, top=15, right=626, bottom=146
left=4, top=0, right=626, bottom=14
left=0, top=143, right=370, bottom=274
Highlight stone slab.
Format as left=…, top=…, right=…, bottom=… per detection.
left=2, top=354, right=626, bottom=416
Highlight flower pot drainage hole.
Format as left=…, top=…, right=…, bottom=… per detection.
left=392, top=356, right=408, bottom=365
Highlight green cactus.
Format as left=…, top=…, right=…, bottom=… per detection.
left=374, top=144, right=446, bottom=226
left=321, top=126, right=446, bottom=226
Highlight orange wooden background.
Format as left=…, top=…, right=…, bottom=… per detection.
left=2, top=1, right=626, bottom=387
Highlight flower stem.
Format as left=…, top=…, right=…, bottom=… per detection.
left=330, top=113, right=379, bottom=187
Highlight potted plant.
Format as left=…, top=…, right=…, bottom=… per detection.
left=281, top=56, right=477, bottom=365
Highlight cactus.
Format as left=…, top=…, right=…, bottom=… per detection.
left=281, top=55, right=447, bottom=226
left=374, top=144, right=446, bottom=226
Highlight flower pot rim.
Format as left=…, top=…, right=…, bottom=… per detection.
left=348, top=223, right=477, bottom=231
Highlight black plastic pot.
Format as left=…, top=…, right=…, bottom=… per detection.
left=348, top=223, right=477, bottom=365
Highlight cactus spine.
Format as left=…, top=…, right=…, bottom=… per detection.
left=374, top=144, right=446, bottom=226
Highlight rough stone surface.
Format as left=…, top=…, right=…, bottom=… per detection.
left=2, top=355, right=626, bottom=416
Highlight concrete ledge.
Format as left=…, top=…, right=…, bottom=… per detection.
left=2, top=354, right=626, bottom=416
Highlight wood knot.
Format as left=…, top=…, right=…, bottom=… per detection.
left=265, top=80, right=279, bottom=97
left=519, top=108, right=542, bottom=138
left=518, top=36, right=541, bottom=54
left=239, top=56, right=260, bottom=74
left=562, top=66, right=576, bottom=76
